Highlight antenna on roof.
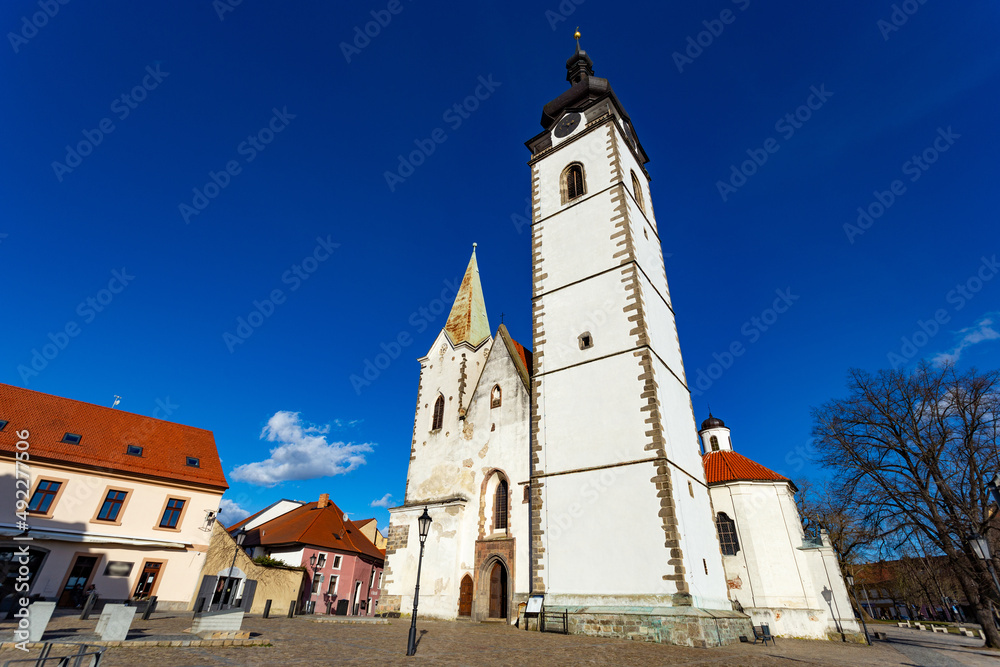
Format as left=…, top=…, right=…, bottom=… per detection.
left=112, top=395, right=122, bottom=408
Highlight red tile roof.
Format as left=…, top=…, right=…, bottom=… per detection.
left=702, top=450, right=789, bottom=485
left=510, top=339, right=533, bottom=376
left=0, top=383, right=227, bottom=490
left=245, top=498, right=384, bottom=562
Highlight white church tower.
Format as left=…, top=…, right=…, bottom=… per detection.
left=524, top=35, right=743, bottom=645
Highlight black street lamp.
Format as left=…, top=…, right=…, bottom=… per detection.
left=406, top=507, right=433, bottom=657
left=968, top=533, right=1000, bottom=601
left=845, top=574, right=871, bottom=645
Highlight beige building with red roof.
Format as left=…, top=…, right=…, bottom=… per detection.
left=0, top=383, right=228, bottom=612
left=699, top=415, right=860, bottom=639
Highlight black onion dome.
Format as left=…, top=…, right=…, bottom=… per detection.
left=700, top=414, right=726, bottom=431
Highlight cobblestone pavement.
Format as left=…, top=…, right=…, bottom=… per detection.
left=2, top=612, right=996, bottom=666
left=879, top=625, right=999, bottom=667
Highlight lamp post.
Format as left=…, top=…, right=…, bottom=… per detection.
left=308, top=553, right=319, bottom=614
left=406, top=507, right=433, bottom=657
left=219, top=530, right=245, bottom=611
left=845, top=574, right=871, bottom=645
left=969, top=533, right=1000, bottom=600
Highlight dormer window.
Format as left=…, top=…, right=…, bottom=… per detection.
left=562, top=163, right=586, bottom=203
left=126, top=445, right=143, bottom=457
left=186, top=456, right=200, bottom=467
left=61, top=433, right=82, bottom=445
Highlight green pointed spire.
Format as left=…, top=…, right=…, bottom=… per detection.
left=444, top=245, right=491, bottom=349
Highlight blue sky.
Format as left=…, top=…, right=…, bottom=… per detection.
left=3, top=1, right=999, bottom=530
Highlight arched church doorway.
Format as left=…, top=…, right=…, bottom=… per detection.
left=488, top=561, right=508, bottom=619
left=458, top=574, right=473, bottom=617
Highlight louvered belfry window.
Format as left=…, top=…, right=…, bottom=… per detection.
left=716, top=512, right=740, bottom=556
left=565, top=164, right=585, bottom=201
left=431, top=395, right=445, bottom=431
left=494, top=479, right=508, bottom=530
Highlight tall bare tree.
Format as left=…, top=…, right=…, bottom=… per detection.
left=812, top=362, right=1000, bottom=646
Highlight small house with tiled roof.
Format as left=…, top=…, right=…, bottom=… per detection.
left=0, top=383, right=227, bottom=611
left=699, top=414, right=859, bottom=640
left=234, top=493, right=385, bottom=616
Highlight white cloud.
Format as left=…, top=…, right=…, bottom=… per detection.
left=370, top=493, right=393, bottom=508
left=230, top=411, right=374, bottom=487
left=218, top=498, right=251, bottom=527
left=932, top=313, right=1000, bottom=365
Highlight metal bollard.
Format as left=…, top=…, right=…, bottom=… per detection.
left=80, top=593, right=99, bottom=620
left=263, top=600, right=272, bottom=619
left=142, top=596, right=157, bottom=620
left=287, top=601, right=296, bottom=618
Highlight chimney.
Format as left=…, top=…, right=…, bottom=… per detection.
left=318, top=493, right=330, bottom=509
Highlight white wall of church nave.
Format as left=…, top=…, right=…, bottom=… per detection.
left=653, top=356, right=710, bottom=479
left=534, top=270, right=635, bottom=376
left=532, top=193, right=622, bottom=295
left=535, top=124, right=616, bottom=223
left=385, top=504, right=467, bottom=620
left=535, top=354, right=649, bottom=475
left=405, top=331, right=491, bottom=503
left=710, top=483, right=812, bottom=610
left=670, top=463, right=730, bottom=609
left=540, top=464, right=680, bottom=600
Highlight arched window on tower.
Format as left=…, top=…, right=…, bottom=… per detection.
left=631, top=170, right=644, bottom=213
left=494, top=479, right=508, bottom=530
left=491, top=384, right=502, bottom=409
left=710, top=435, right=719, bottom=451
left=562, top=163, right=586, bottom=203
left=716, top=512, right=740, bottom=556
left=431, top=394, right=445, bottom=431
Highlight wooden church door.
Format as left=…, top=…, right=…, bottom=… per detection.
left=488, top=562, right=507, bottom=618
left=458, top=575, right=473, bottom=616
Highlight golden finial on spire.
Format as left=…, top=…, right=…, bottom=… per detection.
left=574, top=28, right=581, bottom=41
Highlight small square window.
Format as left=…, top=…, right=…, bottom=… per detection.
left=62, top=433, right=82, bottom=445
left=578, top=332, right=593, bottom=350
left=0, top=420, right=8, bottom=431
left=126, top=445, right=143, bottom=457
left=186, top=457, right=200, bottom=467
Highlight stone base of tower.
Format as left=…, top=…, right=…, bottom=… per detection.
left=518, top=605, right=752, bottom=648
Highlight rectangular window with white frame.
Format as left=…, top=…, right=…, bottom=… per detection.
left=316, top=553, right=327, bottom=568
left=332, top=555, right=342, bottom=569
left=311, top=573, right=324, bottom=595
left=328, top=574, right=338, bottom=595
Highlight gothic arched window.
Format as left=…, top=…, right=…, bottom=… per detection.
left=494, top=479, right=508, bottom=530
left=716, top=512, right=740, bottom=556
left=562, top=163, right=586, bottom=203
left=631, top=170, right=644, bottom=212
left=431, top=395, right=445, bottom=431
left=491, top=384, right=502, bottom=409
left=710, top=435, right=719, bottom=451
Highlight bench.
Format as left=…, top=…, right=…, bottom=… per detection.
left=931, top=626, right=948, bottom=634
left=896, top=621, right=911, bottom=628
left=751, top=623, right=775, bottom=646
left=874, top=631, right=888, bottom=640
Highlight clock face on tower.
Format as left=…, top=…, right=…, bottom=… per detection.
left=553, top=112, right=582, bottom=138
